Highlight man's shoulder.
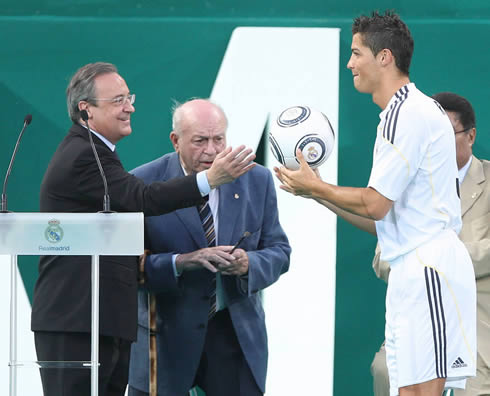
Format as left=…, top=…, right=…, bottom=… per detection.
left=397, top=90, right=450, bottom=134
left=51, top=124, right=92, bottom=160
left=403, top=89, right=437, bottom=115
left=479, top=157, right=490, bottom=179
left=130, top=152, right=177, bottom=182
left=480, top=158, right=490, bottom=168
left=239, top=163, right=271, bottom=182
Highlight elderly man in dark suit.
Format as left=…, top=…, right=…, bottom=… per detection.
left=31, top=62, right=255, bottom=396
left=127, top=99, right=291, bottom=396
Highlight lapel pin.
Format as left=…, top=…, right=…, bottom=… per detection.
left=471, top=192, right=477, bottom=199
left=234, top=193, right=239, bottom=199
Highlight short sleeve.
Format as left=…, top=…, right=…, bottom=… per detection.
left=368, top=104, right=429, bottom=201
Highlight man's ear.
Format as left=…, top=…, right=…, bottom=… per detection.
left=379, top=49, right=393, bottom=66
left=169, top=131, right=179, bottom=151
left=78, top=101, right=91, bottom=119
left=468, top=127, right=476, bottom=147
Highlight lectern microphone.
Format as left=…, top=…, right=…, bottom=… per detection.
left=1, top=114, right=33, bottom=213
left=80, top=110, right=112, bottom=213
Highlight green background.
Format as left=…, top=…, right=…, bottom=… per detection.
left=1, top=1, right=489, bottom=394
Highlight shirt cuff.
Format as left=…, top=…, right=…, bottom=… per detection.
left=172, top=254, right=181, bottom=277
left=239, top=274, right=249, bottom=294
left=196, top=170, right=211, bottom=197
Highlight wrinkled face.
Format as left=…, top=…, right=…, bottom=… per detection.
left=170, top=111, right=227, bottom=174
left=84, top=73, right=135, bottom=144
left=347, top=33, right=382, bottom=94
left=446, top=111, right=475, bottom=170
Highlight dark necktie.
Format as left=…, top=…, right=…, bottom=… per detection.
left=198, top=197, right=217, bottom=318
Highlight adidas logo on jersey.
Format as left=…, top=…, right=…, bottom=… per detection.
left=451, top=357, right=468, bottom=369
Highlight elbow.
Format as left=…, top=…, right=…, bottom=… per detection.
left=364, top=199, right=391, bottom=221
left=363, top=187, right=392, bottom=221
left=368, top=207, right=388, bottom=221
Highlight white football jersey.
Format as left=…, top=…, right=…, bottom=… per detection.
left=368, top=83, right=462, bottom=261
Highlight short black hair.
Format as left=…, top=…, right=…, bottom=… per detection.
left=432, top=92, right=476, bottom=131
left=352, top=10, right=414, bottom=76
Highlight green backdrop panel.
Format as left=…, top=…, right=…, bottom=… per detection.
left=0, top=11, right=488, bottom=396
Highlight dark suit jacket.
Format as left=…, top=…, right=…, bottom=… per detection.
left=128, top=152, right=291, bottom=394
left=31, top=124, right=204, bottom=341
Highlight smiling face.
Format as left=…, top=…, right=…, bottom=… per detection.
left=170, top=100, right=227, bottom=174
left=347, top=33, right=384, bottom=94
left=84, top=72, right=135, bottom=144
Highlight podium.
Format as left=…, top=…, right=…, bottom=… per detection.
left=0, top=212, right=144, bottom=396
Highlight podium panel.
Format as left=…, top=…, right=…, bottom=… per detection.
left=0, top=212, right=144, bottom=396
left=0, top=212, right=144, bottom=255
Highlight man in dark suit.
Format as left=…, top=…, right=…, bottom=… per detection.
left=127, top=99, right=291, bottom=396
left=31, top=63, right=255, bottom=396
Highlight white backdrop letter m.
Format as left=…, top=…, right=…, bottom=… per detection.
left=211, top=27, right=340, bottom=396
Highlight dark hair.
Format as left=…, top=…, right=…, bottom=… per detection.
left=66, top=62, right=118, bottom=123
left=352, top=10, right=414, bottom=76
left=432, top=92, right=476, bottom=131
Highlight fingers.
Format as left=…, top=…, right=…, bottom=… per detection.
left=279, top=184, right=296, bottom=195
left=273, top=167, right=283, bottom=183
left=215, top=146, right=232, bottom=159
left=202, top=261, right=218, bottom=273
left=296, top=148, right=307, bottom=164
left=220, top=249, right=248, bottom=276
left=274, top=167, right=295, bottom=195
left=207, top=146, right=256, bottom=188
left=235, top=162, right=257, bottom=177
left=180, top=247, right=235, bottom=273
left=227, top=147, right=256, bottom=174
left=232, top=147, right=254, bottom=163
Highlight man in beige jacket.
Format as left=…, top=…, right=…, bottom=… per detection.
left=371, top=92, right=490, bottom=396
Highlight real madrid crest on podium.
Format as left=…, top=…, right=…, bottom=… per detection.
left=45, top=219, right=64, bottom=244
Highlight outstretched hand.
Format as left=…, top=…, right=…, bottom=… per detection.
left=274, top=149, right=321, bottom=197
left=206, top=146, right=256, bottom=189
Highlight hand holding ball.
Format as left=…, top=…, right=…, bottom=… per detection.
left=269, top=106, right=335, bottom=170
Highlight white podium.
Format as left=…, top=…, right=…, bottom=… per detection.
left=0, top=212, right=144, bottom=396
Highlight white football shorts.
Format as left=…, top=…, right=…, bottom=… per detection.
left=385, top=229, right=476, bottom=396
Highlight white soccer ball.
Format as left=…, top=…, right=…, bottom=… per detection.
left=268, top=105, right=335, bottom=170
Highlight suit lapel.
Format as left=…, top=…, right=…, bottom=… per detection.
left=217, top=181, right=244, bottom=246
left=167, top=155, right=207, bottom=248
left=461, top=156, right=485, bottom=217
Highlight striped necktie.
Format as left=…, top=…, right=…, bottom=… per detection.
left=198, top=197, right=217, bottom=318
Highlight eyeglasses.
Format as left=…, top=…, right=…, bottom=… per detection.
left=89, top=94, right=135, bottom=106
left=454, top=127, right=471, bottom=135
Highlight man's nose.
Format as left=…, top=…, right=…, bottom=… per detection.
left=347, top=57, right=354, bottom=69
left=204, top=141, right=218, bottom=154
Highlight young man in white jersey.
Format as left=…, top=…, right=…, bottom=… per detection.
left=274, top=10, right=476, bottom=396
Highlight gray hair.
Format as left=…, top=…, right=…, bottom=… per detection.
left=171, top=98, right=184, bottom=132
left=171, top=98, right=227, bottom=135
left=66, top=62, right=118, bottom=123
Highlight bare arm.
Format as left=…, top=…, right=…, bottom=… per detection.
left=275, top=149, right=392, bottom=232
left=313, top=197, right=377, bottom=235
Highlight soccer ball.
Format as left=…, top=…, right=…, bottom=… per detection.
left=268, top=105, right=335, bottom=170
